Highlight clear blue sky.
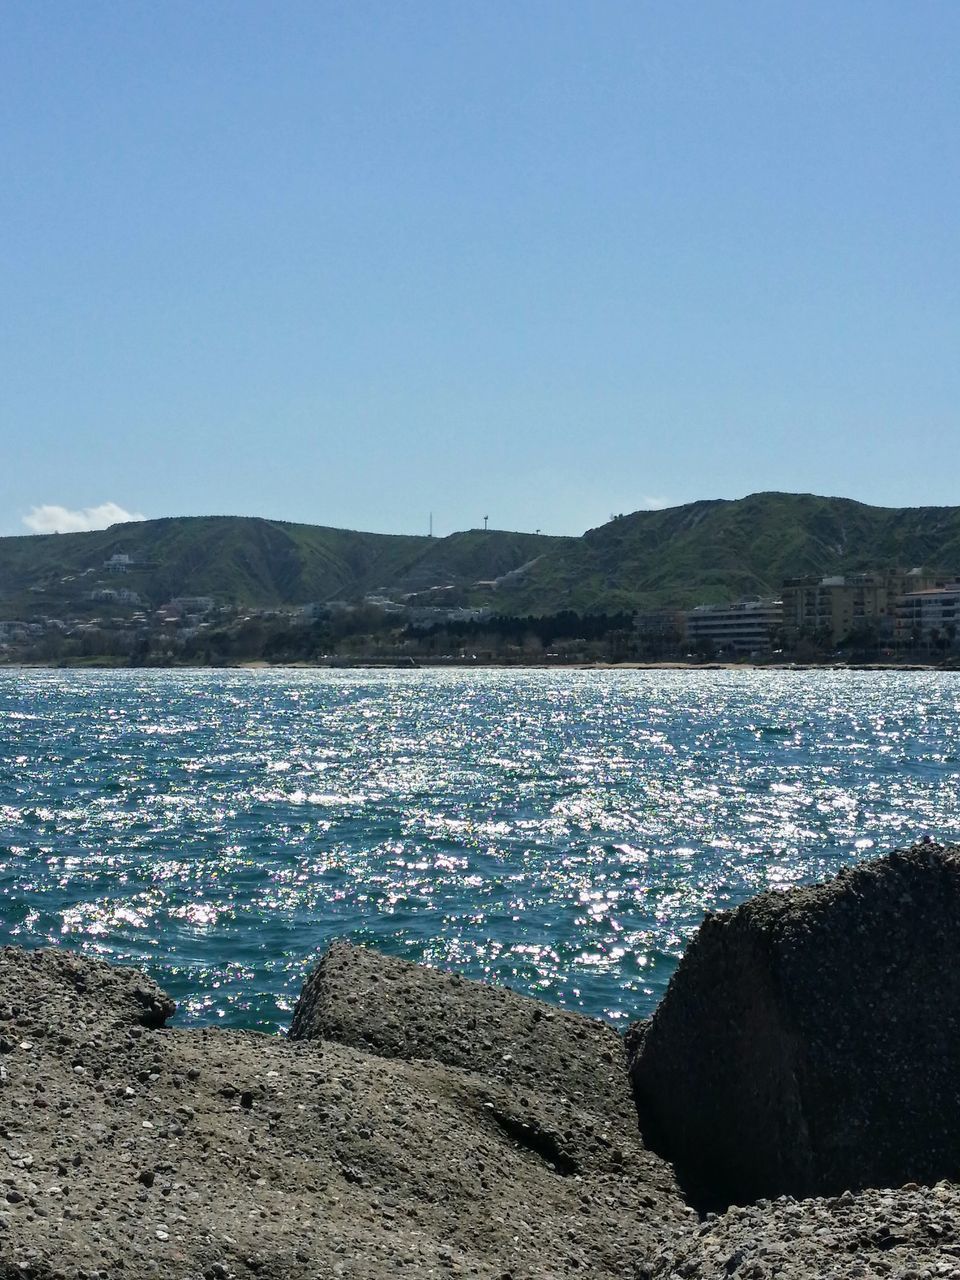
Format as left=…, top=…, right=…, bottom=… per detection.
left=2, top=2, right=957, bottom=537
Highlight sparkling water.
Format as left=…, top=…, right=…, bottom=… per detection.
left=1, top=668, right=958, bottom=1032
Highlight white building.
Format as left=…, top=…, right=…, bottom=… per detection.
left=895, top=586, right=960, bottom=650
left=104, top=554, right=134, bottom=572
left=170, top=597, right=215, bottom=615
left=685, top=599, right=783, bottom=655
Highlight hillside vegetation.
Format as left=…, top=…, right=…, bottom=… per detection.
left=0, top=517, right=561, bottom=619
left=2, top=494, right=960, bottom=621
left=487, top=492, right=960, bottom=613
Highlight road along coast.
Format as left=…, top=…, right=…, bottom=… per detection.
left=1, top=843, right=959, bottom=1278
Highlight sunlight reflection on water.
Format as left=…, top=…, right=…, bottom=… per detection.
left=1, top=667, right=959, bottom=1031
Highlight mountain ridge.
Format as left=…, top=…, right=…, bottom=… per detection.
left=488, top=491, right=960, bottom=612
left=2, top=493, right=959, bottom=620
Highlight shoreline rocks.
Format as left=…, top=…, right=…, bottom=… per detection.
left=289, top=941, right=680, bottom=1197
left=629, top=840, right=960, bottom=1210
left=646, top=1181, right=960, bottom=1279
left=0, top=943, right=690, bottom=1279
left=2, top=841, right=960, bottom=1277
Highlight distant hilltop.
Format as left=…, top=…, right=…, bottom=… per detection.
left=2, top=492, right=960, bottom=621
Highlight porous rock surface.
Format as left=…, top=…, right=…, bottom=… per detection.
left=629, top=841, right=960, bottom=1209
left=289, top=941, right=666, bottom=1181
left=647, top=1181, right=960, bottom=1279
left=0, top=943, right=690, bottom=1279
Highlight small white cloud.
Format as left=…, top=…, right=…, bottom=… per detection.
left=23, top=502, right=146, bottom=535
left=638, top=496, right=670, bottom=510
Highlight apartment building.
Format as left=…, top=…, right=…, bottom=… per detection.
left=895, top=585, right=960, bottom=650
left=780, top=569, right=936, bottom=647
left=685, top=598, right=783, bottom=655
left=633, top=609, right=686, bottom=653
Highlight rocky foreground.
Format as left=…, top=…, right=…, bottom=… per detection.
left=1, top=843, right=959, bottom=1278
left=631, top=839, right=960, bottom=1209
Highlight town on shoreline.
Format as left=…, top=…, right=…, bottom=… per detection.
left=3, top=562, right=960, bottom=669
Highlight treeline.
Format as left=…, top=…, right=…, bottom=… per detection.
left=5, top=608, right=666, bottom=666
left=5, top=607, right=959, bottom=667
left=180, top=609, right=650, bottom=663
left=404, top=610, right=640, bottom=647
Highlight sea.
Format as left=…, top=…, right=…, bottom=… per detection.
left=1, top=667, right=958, bottom=1033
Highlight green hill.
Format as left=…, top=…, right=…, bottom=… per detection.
left=388, top=529, right=569, bottom=596
left=3, top=494, right=960, bottom=622
left=482, top=493, right=960, bottom=613
left=0, top=517, right=562, bottom=619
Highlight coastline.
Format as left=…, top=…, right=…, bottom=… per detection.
left=0, top=658, right=952, bottom=673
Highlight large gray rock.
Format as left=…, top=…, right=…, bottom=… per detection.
left=293, top=943, right=628, bottom=1123
left=0, top=944, right=691, bottom=1279
left=290, top=941, right=684, bottom=1201
left=0, top=942, right=175, bottom=1032
left=629, top=841, right=960, bottom=1208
